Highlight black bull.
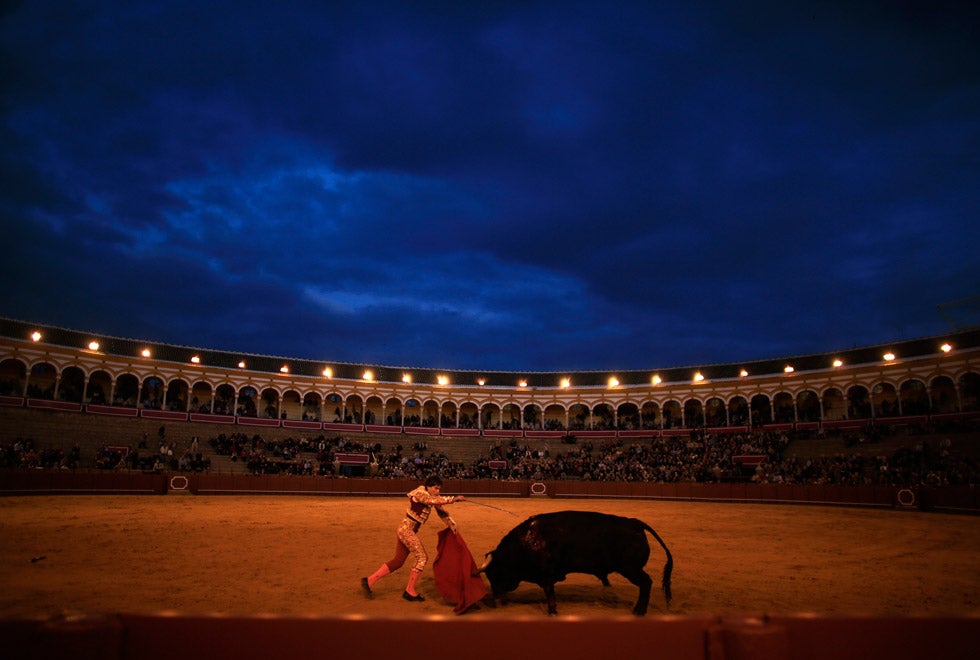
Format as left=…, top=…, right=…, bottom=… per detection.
left=476, top=510, right=673, bottom=615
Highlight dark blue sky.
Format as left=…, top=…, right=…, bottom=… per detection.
left=2, top=1, right=978, bottom=372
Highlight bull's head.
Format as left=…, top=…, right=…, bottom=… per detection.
left=473, top=550, right=519, bottom=598
left=474, top=551, right=493, bottom=575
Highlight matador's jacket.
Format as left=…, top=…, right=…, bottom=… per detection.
left=405, top=485, right=458, bottom=528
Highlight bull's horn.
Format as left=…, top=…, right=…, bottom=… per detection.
left=476, top=552, right=494, bottom=573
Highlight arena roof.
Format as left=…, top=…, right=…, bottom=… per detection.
left=2, top=317, right=977, bottom=387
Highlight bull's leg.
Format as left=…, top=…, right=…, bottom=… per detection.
left=597, top=573, right=611, bottom=586
left=541, top=583, right=558, bottom=615
left=619, top=568, right=653, bottom=616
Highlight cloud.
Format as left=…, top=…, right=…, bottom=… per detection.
left=2, top=1, right=978, bottom=372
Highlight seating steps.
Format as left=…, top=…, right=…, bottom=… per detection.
left=2, top=406, right=977, bottom=473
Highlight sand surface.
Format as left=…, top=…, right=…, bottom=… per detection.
left=2, top=494, right=978, bottom=619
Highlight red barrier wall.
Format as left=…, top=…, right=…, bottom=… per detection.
left=4, top=612, right=976, bottom=660
left=0, top=470, right=167, bottom=495
left=2, top=471, right=977, bottom=512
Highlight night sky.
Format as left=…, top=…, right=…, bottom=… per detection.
left=2, top=1, right=978, bottom=372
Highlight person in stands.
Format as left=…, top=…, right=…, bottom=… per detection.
left=361, top=474, right=465, bottom=601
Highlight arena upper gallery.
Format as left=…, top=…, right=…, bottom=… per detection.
left=0, top=317, right=978, bottom=435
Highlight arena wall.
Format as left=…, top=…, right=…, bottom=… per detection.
left=3, top=611, right=977, bottom=660
left=1, top=470, right=976, bottom=513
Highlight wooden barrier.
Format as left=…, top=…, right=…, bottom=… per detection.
left=3, top=612, right=976, bottom=660
left=87, top=403, right=139, bottom=417
left=0, top=469, right=167, bottom=495
left=140, top=409, right=187, bottom=421
left=282, top=419, right=322, bottom=430
left=2, top=471, right=978, bottom=512
left=765, top=614, right=978, bottom=660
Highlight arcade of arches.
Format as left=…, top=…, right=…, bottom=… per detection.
left=2, top=356, right=978, bottom=433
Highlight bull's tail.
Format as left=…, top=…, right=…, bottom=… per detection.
left=640, top=522, right=673, bottom=607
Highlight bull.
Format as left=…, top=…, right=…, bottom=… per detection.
left=476, top=510, right=672, bottom=615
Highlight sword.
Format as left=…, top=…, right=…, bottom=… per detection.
left=464, top=499, right=520, bottom=517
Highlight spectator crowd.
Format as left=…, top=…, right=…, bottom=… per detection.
left=461, top=430, right=977, bottom=487
left=2, top=425, right=978, bottom=489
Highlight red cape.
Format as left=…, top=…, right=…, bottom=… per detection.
left=433, top=528, right=488, bottom=614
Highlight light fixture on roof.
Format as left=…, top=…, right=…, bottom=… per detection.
left=883, top=352, right=896, bottom=362
left=518, top=379, right=527, bottom=388
left=476, top=378, right=486, bottom=386
left=560, top=377, right=571, bottom=388
left=832, top=359, right=843, bottom=368
left=402, top=374, right=412, bottom=383
left=31, top=331, right=42, bottom=342
left=280, top=365, right=290, bottom=374
left=322, top=367, right=333, bottom=378
left=693, top=372, right=704, bottom=383
left=608, top=376, right=620, bottom=387
left=739, top=369, right=748, bottom=377
left=238, top=361, right=246, bottom=369
left=190, top=355, right=201, bottom=364
left=940, top=343, right=952, bottom=353
left=88, top=341, right=100, bottom=351
left=362, top=370, right=374, bottom=381
left=784, top=365, right=795, bottom=374
left=437, top=375, right=449, bottom=386
left=651, top=375, right=662, bottom=385
left=141, top=348, right=151, bottom=358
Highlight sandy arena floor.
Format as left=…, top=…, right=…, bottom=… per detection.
left=1, top=494, right=978, bottom=619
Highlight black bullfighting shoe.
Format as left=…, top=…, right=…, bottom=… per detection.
left=402, top=591, right=425, bottom=602
left=361, top=577, right=373, bottom=599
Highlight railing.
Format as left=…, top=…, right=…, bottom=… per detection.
left=4, top=395, right=978, bottom=437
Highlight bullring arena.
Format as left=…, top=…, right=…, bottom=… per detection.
left=2, top=320, right=980, bottom=658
